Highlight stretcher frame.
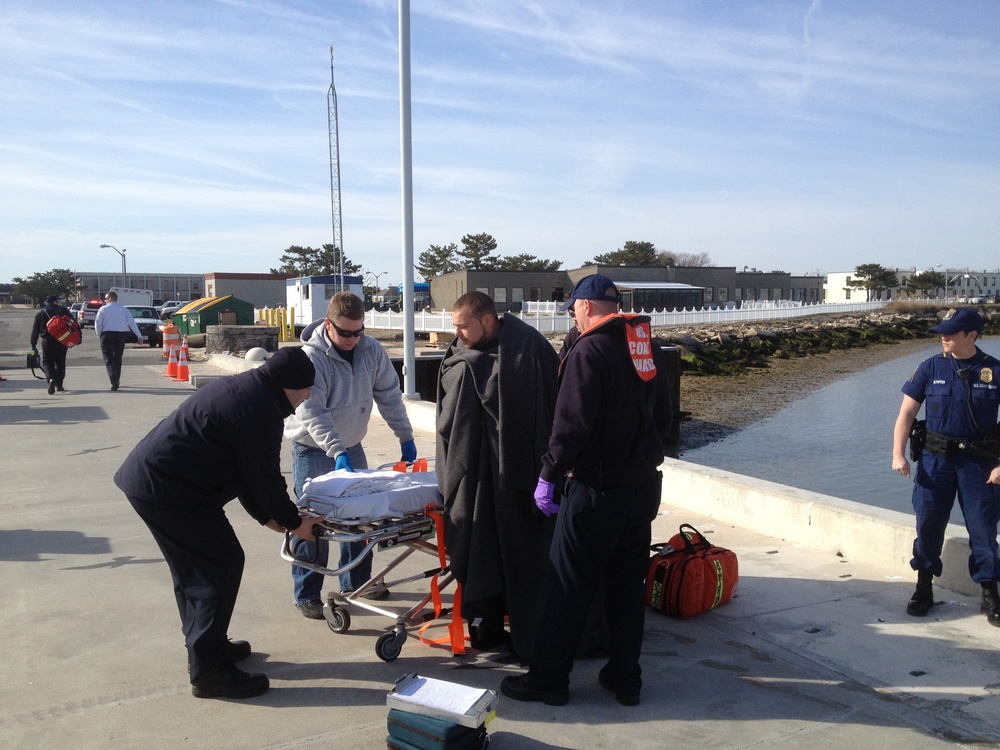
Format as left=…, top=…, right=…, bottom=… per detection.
left=280, top=462, right=466, bottom=662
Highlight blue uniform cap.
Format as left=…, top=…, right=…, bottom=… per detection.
left=559, top=274, right=620, bottom=312
left=928, top=307, right=985, bottom=335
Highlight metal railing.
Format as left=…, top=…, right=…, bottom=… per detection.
left=364, top=299, right=888, bottom=334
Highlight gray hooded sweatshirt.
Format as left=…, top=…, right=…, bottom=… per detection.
left=282, top=318, right=413, bottom=457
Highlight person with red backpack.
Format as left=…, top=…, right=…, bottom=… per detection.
left=30, top=294, right=82, bottom=395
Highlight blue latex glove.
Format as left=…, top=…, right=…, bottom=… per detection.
left=400, top=440, right=417, bottom=463
left=335, top=452, right=354, bottom=472
left=534, top=478, right=559, bottom=516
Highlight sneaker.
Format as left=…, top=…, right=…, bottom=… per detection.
left=598, top=667, right=640, bottom=707
left=111, top=384, right=119, bottom=391
left=362, top=583, right=391, bottom=601
left=191, top=662, right=268, bottom=699
left=55, top=385, right=65, bottom=392
left=47, top=381, right=55, bottom=395
left=340, top=584, right=391, bottom=601
left=500, top=673, right=568, bottom=706
left=295, top=599, right=324, bottom=619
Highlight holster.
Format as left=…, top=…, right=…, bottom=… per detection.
left=908, top=419, right=927, bottom=462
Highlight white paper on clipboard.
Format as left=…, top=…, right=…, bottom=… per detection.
left=387, top=673, right=498, bottom=727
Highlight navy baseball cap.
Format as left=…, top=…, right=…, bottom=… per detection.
left=928, top=308, right=985, bottom=335
left=559, top=274, right=621, bottom=312
left=44, top=294, right=60, bottom=304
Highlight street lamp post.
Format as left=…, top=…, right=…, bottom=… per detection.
left=101, top=244, right=127, bottom=287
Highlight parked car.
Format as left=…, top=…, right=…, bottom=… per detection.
left=159, top=300, right=190, bottom=319
left=78, top=299, right=103, bottom=327
left=69, top=302, right=84, bottom=323
left=125, top=306, right=166, bottom=347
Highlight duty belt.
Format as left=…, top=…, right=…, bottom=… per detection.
left=924, top=429, right=1000, bottom=464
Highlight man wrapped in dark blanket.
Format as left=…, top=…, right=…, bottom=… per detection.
left=436, top=293, right=559, bottom=660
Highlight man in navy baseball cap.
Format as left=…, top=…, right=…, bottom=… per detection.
left=559, top=274, right=620, bottom=313
left=928, top=307, right=986, bottom=335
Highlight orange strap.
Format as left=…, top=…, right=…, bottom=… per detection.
left=417, top=507, right=467, bottom=655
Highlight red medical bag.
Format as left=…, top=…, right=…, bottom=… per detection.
left=645, top=523, right=738, bottom=618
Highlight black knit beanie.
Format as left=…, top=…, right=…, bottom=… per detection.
left=261, top=347, right=315, bottom=389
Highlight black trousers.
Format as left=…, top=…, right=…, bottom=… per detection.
left=40, top=338, right=67, bottom=387
left=528, top=473, right=660, bottom=695
left=127, top=495, right=245, bottom=682
left=99, top=331, right=127, bottom=386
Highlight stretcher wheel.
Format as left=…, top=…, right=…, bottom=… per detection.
left=375, top=631, right=406, bottom=661
left=326, top=606, right=351, bottom=634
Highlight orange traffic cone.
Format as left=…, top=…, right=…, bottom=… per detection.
left=162, top=345, right=178, bottom=378
left=180, top=335, right=189, bottom=360
left=173, top=346, right=189, bottom=382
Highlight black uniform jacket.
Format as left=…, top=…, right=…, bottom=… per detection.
left=540, top=314, right=673, bottom=490
left=114, top=367, right=302, bottom=530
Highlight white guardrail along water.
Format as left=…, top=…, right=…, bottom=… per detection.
left=362, top=299, right=888, bottom=333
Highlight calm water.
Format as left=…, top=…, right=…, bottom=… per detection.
left=679, top=339, right=1000, bottom=525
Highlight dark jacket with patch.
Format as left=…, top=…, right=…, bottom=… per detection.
left=541, top=315, right=673, bottom=490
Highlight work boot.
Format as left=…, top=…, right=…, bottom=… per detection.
left=906, top=570, right=935, bottom=617
left=981, top=582, right=1000, bottom=627
left=191, top=662, right=268, bottom=699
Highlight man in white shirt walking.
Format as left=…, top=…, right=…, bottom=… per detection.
left=95, top=291, right=143, bottom=391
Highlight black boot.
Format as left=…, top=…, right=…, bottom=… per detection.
left=981, top=582, right=1000, bottom=627
left=906, top=570, right=934, bottom=617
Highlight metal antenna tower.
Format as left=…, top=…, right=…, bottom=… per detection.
left=328, top=46, right=344, bottom=289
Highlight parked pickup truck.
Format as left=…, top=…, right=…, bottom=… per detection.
left=159, top=300, right=190, bottom=319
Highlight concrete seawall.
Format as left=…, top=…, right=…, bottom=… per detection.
left=656, top=457, right=977, bottom=597
left=408, top=398, right=977, bottom=596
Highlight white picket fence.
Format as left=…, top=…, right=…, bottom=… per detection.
left=365, top=299, right=888, bottom=334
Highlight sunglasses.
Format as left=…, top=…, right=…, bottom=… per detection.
left=328, top=319, right=365, bottom=338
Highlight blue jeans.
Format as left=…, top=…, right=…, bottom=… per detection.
left=290, top=441, right=370, bottom=604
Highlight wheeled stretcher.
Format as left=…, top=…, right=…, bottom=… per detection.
left=280, top=461, right=466, bottom=661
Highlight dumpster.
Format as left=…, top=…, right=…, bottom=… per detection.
left=173, top=295, right=255, bottom=337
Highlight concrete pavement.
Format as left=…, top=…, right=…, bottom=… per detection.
left=2, top=342, right=999, bottom=749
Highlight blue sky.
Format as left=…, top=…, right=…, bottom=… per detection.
left=2, top=0, right=998, bottom=285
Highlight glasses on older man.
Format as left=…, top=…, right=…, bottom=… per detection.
left=328, top=319, right=365, bottom=338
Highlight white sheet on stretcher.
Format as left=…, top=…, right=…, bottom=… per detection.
left=299, top=469, right=440, bottom=521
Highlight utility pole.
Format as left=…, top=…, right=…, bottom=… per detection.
left=328, top=47, right=345, bottom=290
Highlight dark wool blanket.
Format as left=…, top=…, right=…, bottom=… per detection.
left=436, top=314, right=559, bottom=658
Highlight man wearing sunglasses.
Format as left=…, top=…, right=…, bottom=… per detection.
left=283, top=291, right=416, bottom=618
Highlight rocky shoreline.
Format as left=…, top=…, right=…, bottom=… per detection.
left=672, top=335, right=938, bottom=454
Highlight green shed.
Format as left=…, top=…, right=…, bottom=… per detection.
left=173, top=295, right=256, bottom=336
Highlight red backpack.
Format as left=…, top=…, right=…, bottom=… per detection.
left=46, top=312, right=82, bottom=348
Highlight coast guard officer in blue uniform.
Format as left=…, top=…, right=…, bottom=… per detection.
left=892, top=308, right=1000, bottom=624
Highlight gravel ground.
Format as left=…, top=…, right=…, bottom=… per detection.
left=367, top=326, right=939, bottom=455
